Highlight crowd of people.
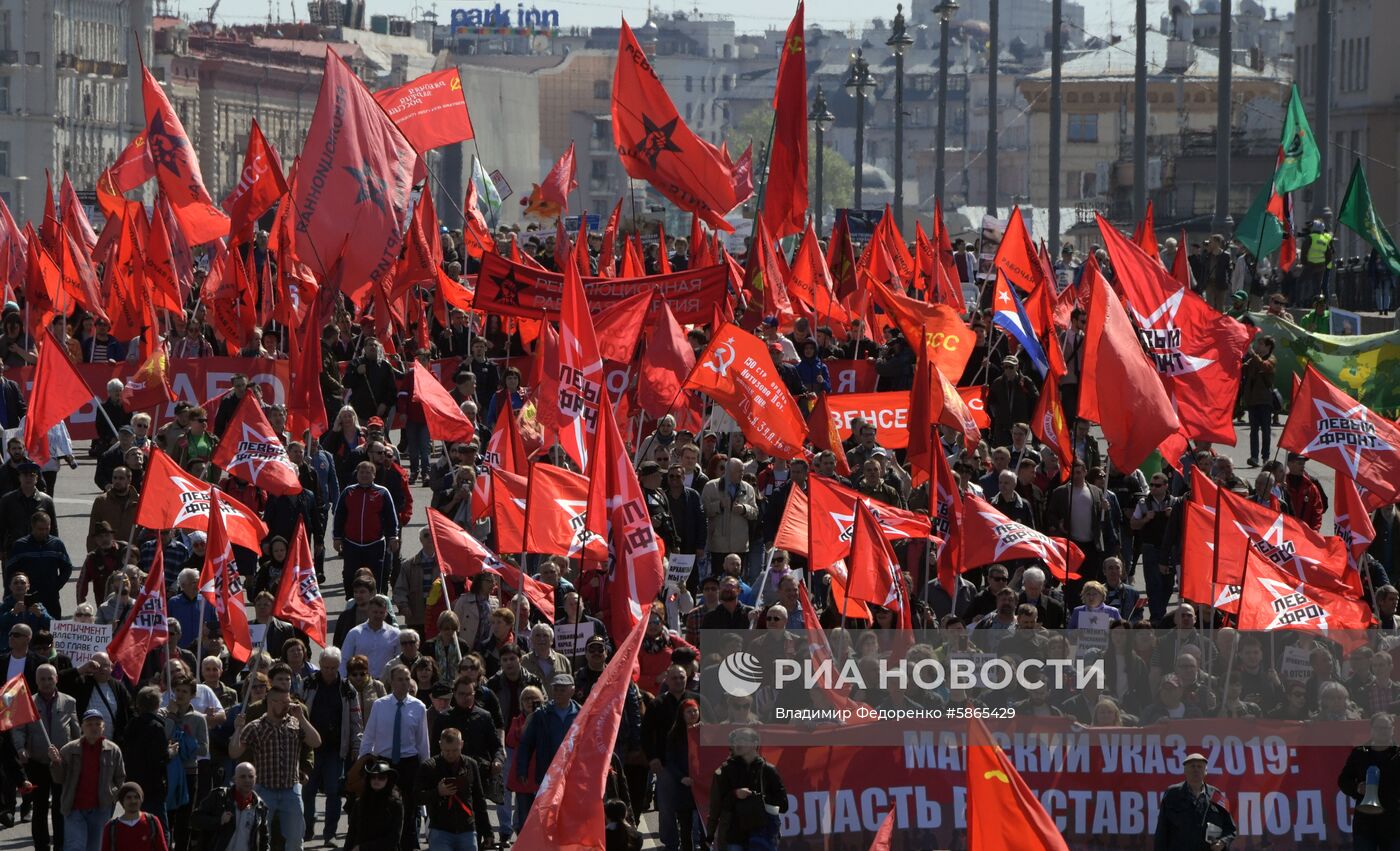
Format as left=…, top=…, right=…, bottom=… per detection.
left=0, top=214, right=1395, bottom=851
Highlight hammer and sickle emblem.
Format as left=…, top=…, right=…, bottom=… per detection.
left=703, top=341, right=737, bottom=377
left=983, top=770, right=1010, bottom=784
left=450, top=75, right=462, bottom=91
left=787, top=35, right=803, bottom=54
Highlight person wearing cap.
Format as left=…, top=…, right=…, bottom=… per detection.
left=190, top=761, right=270, bottom=851
left=1227, top=289, right=1251, bottom=320
left=757, top=316, right=799, bottom=365
left=514, top=673, right=579, bottom=807
left=358, top=663, right=428, bottom=850
left=48, top=709, right=126, bottom=850
left=1154, top=752, right=1236, bottom=850
left=1282, top=453, right=1326, bottom=531
left=346, top=758, right=404, bottom=851
left=987, top=355, right=1038, bottom=448
left=1300, top=292, right=1332, bottom=334
left=0, top=459, right=57, bottom=554
left=1053, top=243, right=1078, bottom=292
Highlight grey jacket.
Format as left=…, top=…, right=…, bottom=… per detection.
left=10, top=691, right=79, bottom=760
left=301, top=676, right=365, bottom=761
left=51, top=737, right=125, bottom=816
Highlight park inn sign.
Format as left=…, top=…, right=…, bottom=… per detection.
left=451, top=3, right=560, bottom=28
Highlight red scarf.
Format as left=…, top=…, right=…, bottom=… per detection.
left=232, top=789, right=255, bottom=811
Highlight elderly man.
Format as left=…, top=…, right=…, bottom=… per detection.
left=1017, top=567, right=1066, bottom=630
left=1154, top=752, right=1236, bottom=850
left=191, top=761, right=270, bottom=850
left=301, top=646, right=362, bottom=845
left=522, top=623, right=571, bottom=686
left=13, top=662, right=78, bottom=849
left=230, top=685, right=322, bottom=851
left=49, top=710, right=126, bottom=850
left=701, top=459, right=758, bottom=572
left=167, top=568, right=218, bottom=650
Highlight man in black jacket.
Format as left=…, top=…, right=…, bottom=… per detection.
left=1154, top=752, right=1236, bottom=851
left=643, top=665, right=705, bottom=851
left=1338, top=712, right=1400, bottom=849
left=191, top=761, right=271, bottom=851
left=121, top=685, right=170, bottom=827
left=417, top=727, right=493, bottom=848
left=0, top=359, right=27, bottom=430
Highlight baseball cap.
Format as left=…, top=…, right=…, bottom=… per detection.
left=367, top=417, right=385, bottom=429
left=83, top=709, right=105, bottom=721
left=16, top=461, right=39, bottom=473
left=1232, top=290, right=1249, bottom=302
left=1001, top=356, right=1019, bottom=367
left=762, top=315, right=779, bottom=327
left=638, top=461, right=662, bottom=476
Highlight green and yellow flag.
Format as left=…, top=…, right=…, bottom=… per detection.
left=1337, top=159, right=1400, bottom=276
left=1274, top=85, right=1320, bottom=194
left=1252, top=311, right=1400, bottom=416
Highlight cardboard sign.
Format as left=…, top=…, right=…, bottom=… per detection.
left=667, top=553, right=697, bottom=588
left=554, top=621, right=595, bottom=656
left=50, top=620, right=113, bottom=668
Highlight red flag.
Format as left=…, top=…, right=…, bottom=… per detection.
left=611, top=20, right=748, bottom=231
left=827, top=210, right=858, bottom=300
left=553, top=246, right=605, bottom=469
left=788, top=219, right=831, bottom=312
left=524, top=463, right=609, bottom=560
left=743, top=217, right=795, bottom=326
left=0, top=674, right=40, bottom=733
left=866, top=805, right=898, bottom=851
left=411, top=362, right=476, bottom=445
left=585, top=395, right=667, bottom=637
left=23, top=330, right=92, bottom=465
left=598, top=199, right=623, bottom=277
left=638, top=298, right=696, bottom=421
left=59, top=175, right=98, bottom=252
left=142, top=66, right=228, bottom=244
left=1281, top=364, right=1400, bottom=508
left=273, top=521, right=327, bottom=647
left=490, top=467, right=529, bottom=553
left=22, top=232, right=60, bottom=337
left=211, top=393, right=302, bottom=496
left=907, top=332, right=977, bottom=480
left=105, top=548, right=170, bottom=682
left=784, top=475, right=931, bottom=569
left=1031, top=368, right=1074, bottom=472
left=198, top=490, right=253, bottom=663
left=796, top=583, right=869, bottom=715
left=805, top=395, right=852, bottom=478
left=865, top=279, right=975, bottom=381
left=143, top=205, right=185, bottom=314
left=515, top=616, right=647, bottom=849
left=1097, top=215, right=1254, bottom=445
left=966, top=717, right=1070, bottom=851
left=121, top=343, right=177, bottom=412
left=1169, top=228, right=1195, bottom=290
left=846, top=500, right=911, bottom=627
left=38, top=172, right=59, bottom=253
left=684, top=322, right=808, bottom=458
left=539, top=143, right=578, bottom=212
left=1335, top=475, right=1377, bottom=577
left=97, top=131, right=157, bottom=220
left=761, top=2, right=808, bottom=238
left=1237, top=544, right=1373, bottom=644
left=286, top=322, right=329, bottom=441
left=593, top=288, right=653, bottom=364
left=993, top=206, right=1052, bottom=298
left=59, top=227, right=107, bottom=322
left=222, top=120, right=289, bottom=245
left=294, top=48, right=416, bottom=302
left=1131, top=199, right=1161, bottom=265
left=962, top=495, right=1084, bottom=582
left=372, top=68, right=474, bottom=152
left=135, top=449, right=269, bottom=550
left=1078, top=255, right=1180, bottom=471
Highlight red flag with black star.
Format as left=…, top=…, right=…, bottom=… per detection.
left=142, top=66, right=228, bottom=244
left=273, top=521, right=327, bottom=647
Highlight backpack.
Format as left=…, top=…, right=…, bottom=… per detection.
left=104, top=813, right=161, bottom=848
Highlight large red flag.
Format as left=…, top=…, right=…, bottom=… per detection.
left=210, top=392, right=303, bottom=495
left=1334, top=475, right=1377, bottom=578
left=684, top=322, right=808, bottom=459
left=538, top=142, right=578, bottom=212
left=23, top=330, right=92, bottom=465
left=59, top=175, right=98, bottom=252
left=411, top=362, right=476, bottom=445
left=199, top=490, right=253, bottom=663
left=993, top=206, right=1052, bottom=298
left=966, top=717, right=1070, bottom=851
left=0, top=674, right=40, bottom=733
left=593, top=288, right=653, bottom=364
left=611, top=20, right=748, bottom=231
left=523, top=463, right=609, bottom=561
left=962, top=495, right=1084, bottom=582
left=1236, top=544, right=1373, bottom=646
left=1078, top=255, right=1180, bottom=471
left=554, top=246, right=605, bottom=469
left=930, top=440, right=964, bottom=599
left=294, top=48, right=417, bottom=302
left=222, top=120, right=289, bottom=245
left=846, top=499, right=911, bottom=627
left=141, top=66, right=228, bottom=244
left=490, top=467, right=529, bottom=553
left=637, top=299, right=696, bottom=422
left=1280, top=364, right=1400, bottom=508
left=789, top=475, right=931, bottom=570
left=597, top=199, right=623, bottom=277
left=761, top=2, right=808, bottom=238
left=286, top=322, right=329, bottom=440
left=372, top=68, right=475, bottom=152
left=273, top=521, right=327, bottom=647
left=121, top=342, right=177, bottom=412
left=515, top=616, right=647, bottom=849
left=1031, top=367, right=1074, bottom=472
left=865, top=279, right=975, bottom=381
left=1097, top=215, right=1254, bottom=444
left=135, top=449, right=269, bottom=550
left=143, top=204, right=185, bottom=314
left=105, top=547, right=170, bottom=682
left=585, top=395, right=667, bottom=637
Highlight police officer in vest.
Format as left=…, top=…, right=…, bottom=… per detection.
left=1302, top=220, right=1335, bottom=301
left=1154, top=752, right=1237, bottom=850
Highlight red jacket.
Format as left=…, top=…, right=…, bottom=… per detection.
left=1284, top=474, right=1325, bottom=531
left=638, top=631, right=697, bottom=695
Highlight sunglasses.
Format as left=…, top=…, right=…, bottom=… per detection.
left=766, top=615, right=784, bottom=622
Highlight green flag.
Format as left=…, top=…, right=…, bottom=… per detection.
left=1337, top=159, right=1400, bottom=276
left=1274, top=85, right=1320, bottom=193
left=1235, top=182, right=1282, bottom=260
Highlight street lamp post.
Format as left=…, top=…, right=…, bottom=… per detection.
left=887, top=4, right=914, bottom=232
left=933, top=0, right=959, bottom=207
left=845, top=50, right=876, bottom=211
left=987, top=0, right=999, bottom=215
left=809, top=85, right=836, bottom=233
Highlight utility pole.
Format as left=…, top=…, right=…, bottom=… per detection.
left=986, top=0, right=999, bottom=216
left=1212, top=0, right=1232, bottom=234
left=1313, top=0, right=1332, bottom=216
left=1048, top=0, right=1062, bottom=250
left=1133, top=0, right=1147, bottom=223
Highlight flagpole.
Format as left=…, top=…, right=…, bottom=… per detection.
left=1219, top=536, right=1251, bottom=717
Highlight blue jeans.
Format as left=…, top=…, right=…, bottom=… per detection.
left=302, top=748, right=344, bottom=840
left=1248, top=404, right=1273, bottom=461
left=428, top=828, right=479, bottom=851
left=497, top=747, right=515, bottom=839
left=655, top=770, right=679, bottom=850
left=1142, top=544, right=1172, bottom=624
left=1377, top=275, right=1395, bottom=312
left=63, top=808, right=110, bottom=851
left=258, top=784, right=305, bottom=851
left=402, top=423, right=431, bottom=479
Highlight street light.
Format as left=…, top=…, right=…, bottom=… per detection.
left=886, top=4, right=914, bottom=232
left=845, top=49, right=876, bottom=211
left=933, top=0, right=959, bottom=207
left=809, top=85, right=836, bottom=232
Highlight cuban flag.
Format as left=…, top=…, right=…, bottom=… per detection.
left=991, top=272, right=1050, bottom=376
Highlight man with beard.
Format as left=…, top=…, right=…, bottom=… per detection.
left=970, top=587, right=1019, bottom=652
left=700, top=576, right=752, bottom=631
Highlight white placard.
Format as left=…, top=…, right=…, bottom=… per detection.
left=1075, top=610, right=1111, bottom=659
left=667, top=554, right=696, bottom=588
left=554, top=622, right=595, bottom=657
left=249, top=624, right=268, bottom=648
left=1279, top=645, right=1312, bottom=682
left=50, top=620, right=112, bottom=668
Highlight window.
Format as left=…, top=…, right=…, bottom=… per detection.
left=593, top=80, right=608, bottom=100
left=685, top=75, right=692, bottom=92
left=0, top=141, right=9, bottom=177
left=593, top=118, right=610, bottom=140
left=1067, top=113, right=1098, bottom=143
left=0, top=77, right=8, bottom=113
left=590, top=159, right=608, bottom=181
left=685, top=102, right=693, bottom=122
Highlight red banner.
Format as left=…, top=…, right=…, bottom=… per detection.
left=824, top=392, right=911, bottom=449
left=692, top=719, right=1361, bottom=850
left=474, top=252, right=729, bottom=324
left=827, top=360, right=878, bottom=394
left=371, top=68, right=475, bottom=152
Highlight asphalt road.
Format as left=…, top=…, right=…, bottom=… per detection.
left=0, top=417, right=1331, bottom=848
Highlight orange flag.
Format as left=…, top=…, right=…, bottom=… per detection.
left=966, top=717, right=1069, bottom=850
left=273, top=521, right=327, bottom=647
left=805, top=394, right=852, bottom=477
left=23, top=330, right=93, bottom=465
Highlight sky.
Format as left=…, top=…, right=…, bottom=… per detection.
left=209, top=0, right=1175, bottom=43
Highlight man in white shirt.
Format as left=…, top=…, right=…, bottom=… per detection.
left=340, top=595, right=399, bottom=680
left=5, top=622, right=40, bottom=687
left=359, top=664, right=428, bottom=850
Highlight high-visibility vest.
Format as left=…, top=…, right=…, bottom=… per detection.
left=1306, top=232, right=1333, bottom=266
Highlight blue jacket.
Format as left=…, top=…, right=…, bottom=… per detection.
left=6, top=535, right=72, bottom=616
left=168, top=591, right=218, bottom=649
left=794, top=356, right=831, bottom=393
left=306, top=447, right=340, bottom=508
left=516, top=700, right=580, bottom=784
